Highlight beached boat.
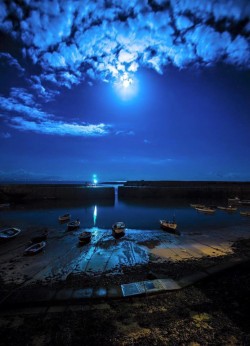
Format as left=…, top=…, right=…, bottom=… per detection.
left=160, top=219, right=178, bottom=232
left=112, top=222, right=126, bottom=235
left=195, top=207, right=216, bottom=214
left=79, top=231, right=91, bottom=244
left=58, top=213, right=71, bottom=222
left=0, top=227, right=21, bottom=240
left=24, top=241, right=46, bottom=256
left=217, top=206, right=238, bottom=212
left=240, top=211, right=250, bottom=217
left=67, top=219, right=80, bottom=231
left=29, top=230, right=48, bottom=244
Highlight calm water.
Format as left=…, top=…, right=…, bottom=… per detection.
left=1, top=195, right=250, bottom=233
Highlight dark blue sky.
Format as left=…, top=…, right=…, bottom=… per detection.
left=0, top=0, right=250, bottom=182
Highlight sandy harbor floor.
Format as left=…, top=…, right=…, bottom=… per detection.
left=0, top=223, right=250, bottom=290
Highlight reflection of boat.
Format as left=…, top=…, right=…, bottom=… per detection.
left=29, top=230, right=48, bottom=244
left=217, top=206, right=238, bottom=212
left=196, top=207, right=216, bottom=214
left=79, top=231, right=91, bottom=244
left=228, top=197, right=240, bottom=205
left=190, top=204, right=205, bottom=208
left=67, top=220, right=80, bottom=231
left=58, top=213, right=71, bottom=222
left=160, top=219, right=178, bottom=232
left=24, top=241, right=46, bottom=256
left=112, top=222, right=126, bottom=235
left=0, top=227, right=21, bottom=240
left=240, top=211, right=250, bottom=216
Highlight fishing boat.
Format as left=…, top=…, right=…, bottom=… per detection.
left=0, top=227, right=21, bottom=240
left=240, top=211, right=250, bottom=216
left=112, top=222, right=126, bottom=235
left=78, top=231, right=91, bottom=244
left=58, top=213, right=71, bottom=222
left=160, top=219, right=178, bottom=232
left=217, top=206, right=238, bottom=212
left=195, top=207, right=216, bottom=214
left=24, top=241, right=46, bottom=256
left=67, top=219, right=80, bottom=231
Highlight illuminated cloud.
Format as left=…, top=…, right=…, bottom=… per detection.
left=0, top=53, right=25, bottom=74
left=10, top=117, right=111, bottom=137
left=0, top=92, right=111, bottom=137
left=0, top=0, right=248, bottom=88
left=0, top=132, right=11, bottom=139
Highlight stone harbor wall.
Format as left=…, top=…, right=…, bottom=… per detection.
left=0, top=184, right=114, bottom=202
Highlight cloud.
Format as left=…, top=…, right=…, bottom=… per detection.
left=0, top=132, right=11, bottom=139
left=0, top=90, right=112, bottom=137
left=10, top=117, right=111, bottom=137
left=0, top=52, right=25, bottom=74
left=0, top=0, right=249, bottom=87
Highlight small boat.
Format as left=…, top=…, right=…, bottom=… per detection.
left=112, top=222, right=126, bottom=235
left=24, top=241, right=46, bottom=256
left=58, top=213, right=71, bottom=222
left=190, top=204, right=205, bottom=208
left=0, top=203, right=10, bottom=209
left=160, top=219, right=178, bottom=232
left=240, top=200, right=250, bottom=206
left=67, top=219, right=80, bottom=231
left=228, top=197, right=241, bottom=205
left=195, top=207, right=216, bottom=214
left=217, top=206, right=238, bottom=212
left=240, top=211, right=250, bottom=217
left=29, top=230, right=48, bottom=244
left=0, top=227, right=21, bottom=240
left=78, top=231, right=91, bottom=244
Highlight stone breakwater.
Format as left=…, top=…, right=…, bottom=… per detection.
left=0, top=184, right=114, bottom=201
left=119, top=181, right=250, bottom=199
left=1, top=181, right=250, bottom=201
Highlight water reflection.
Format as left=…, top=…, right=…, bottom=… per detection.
left=93, top=205, right=97, bottom=226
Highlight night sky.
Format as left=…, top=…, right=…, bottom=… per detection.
left=0, top=0, right=250, bottom=182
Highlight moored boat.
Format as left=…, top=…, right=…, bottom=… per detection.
left=0, top=203, right=10, bottom=209
left=217, top=206, right=238, bottom=212
left=228, top=197, right=240, bottom=205
left=78, top=231, right=91, bottom=244
left=67, top=219, right=80, bottom=231
left=0, top=227, right=21, bottom=240
left=58, top=213, right=71, bottom=222
left=240, top=211, right=250, bottom=216
left=190, top=204, right=205, bottom=208
left=240, top=200, right=250, bottom=206
left=195, top=207, right=216, bottom=214
left=112, top=222, right=126, bottom=235
left=160, top=219, right=178, bottom=233
left=24, top=241, right=46, bottom=256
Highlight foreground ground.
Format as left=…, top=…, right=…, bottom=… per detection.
left=0, top=239, right=250, bottom=346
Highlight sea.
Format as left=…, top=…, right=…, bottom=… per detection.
left=0, top=182, right=250, bottom=233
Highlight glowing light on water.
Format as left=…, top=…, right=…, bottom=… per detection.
left=93, top=205, right=97, bottom=226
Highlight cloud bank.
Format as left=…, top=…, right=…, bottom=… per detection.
left=0, top=0, right=249, bottom=89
